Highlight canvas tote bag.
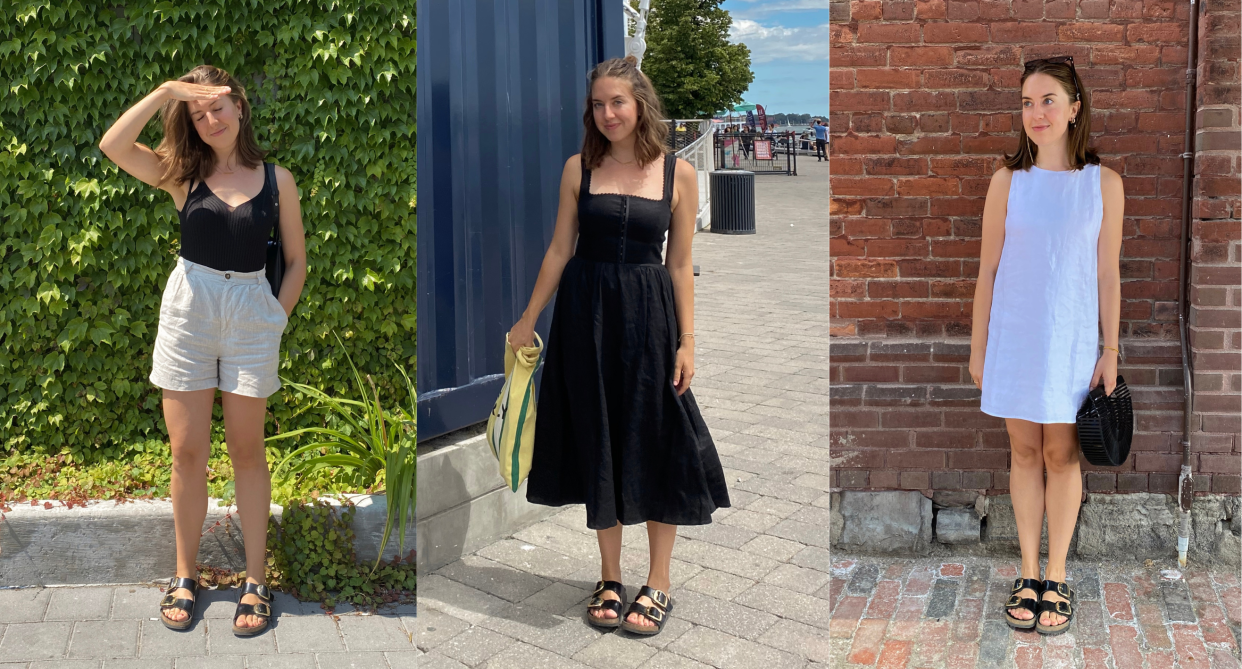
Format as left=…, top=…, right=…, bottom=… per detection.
left=487, top=332, right=543, bottom=492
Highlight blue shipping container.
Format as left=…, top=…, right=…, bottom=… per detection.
left=417, top=0, right=625, bottom=440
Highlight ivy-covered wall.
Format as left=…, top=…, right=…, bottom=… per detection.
left=0, top=1, right=417, bottom=459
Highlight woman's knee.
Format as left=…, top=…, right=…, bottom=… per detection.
left=1008, top=435, right=1043, bottom=467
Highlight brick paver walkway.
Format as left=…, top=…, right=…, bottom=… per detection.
left=828, top=554, right=1241, bottom=669
left=0, top=584, right=418, bottom=668
left=414, top=159, right=833, bottom=668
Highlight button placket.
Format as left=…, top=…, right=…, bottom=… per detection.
left=618, top=196, right=629, bottom=264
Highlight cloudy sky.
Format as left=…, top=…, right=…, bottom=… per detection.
left=720, top=0, right=829, bottom=117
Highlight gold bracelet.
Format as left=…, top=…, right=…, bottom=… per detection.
left=1102, top=345, right=1119, bottom=354
left=679, top=333, right=695, bottom=340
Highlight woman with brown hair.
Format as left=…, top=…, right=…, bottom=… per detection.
left=969, top=55, right=1125, bottom=636
left=99, top=65, right=308, bottom=637
left=507, top=55, right=730, bottom=636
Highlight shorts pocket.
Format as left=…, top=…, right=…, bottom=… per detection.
left=264, top=288, right=289, bottom=327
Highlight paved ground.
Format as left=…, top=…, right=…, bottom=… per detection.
left=0, top=583, right=418, bottom=668
left=827, top=554, right=1242, bottom=669
left=413, top=158, right=834, bottom=668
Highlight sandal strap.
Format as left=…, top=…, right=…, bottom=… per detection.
left=160, top=595, right=195, bottom=611
left=636, top=585, right=671, bottom=611
left=592, top=580, right=625, bottom=599
left=1041, top=580, right=1072, bottom=600
left=166, top=576, right=200, bottom=594
left=234, top=601, right=272, bottom=620
left=626, top=601, right=666, bottom=626
left=241, top=582, right=272, bottom=601
left=1010, top=578, right=1043, bottom=595
left=1005, top=595, right=1039, bottom=611
left=1038, top=598, right=1073, bottom=617
left=588, top=597, right=626, bottom=615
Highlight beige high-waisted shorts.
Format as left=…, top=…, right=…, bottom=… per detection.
left=150, top=257, right=288, bottom=398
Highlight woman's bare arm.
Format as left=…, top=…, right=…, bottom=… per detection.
left=968, top=167, right=1012, bottom=388
left=1092, top=166, right=1125, bottom=393
left=666, top=157, right=699, bottom=394
left=273, top=166, right=307, bottom=317
left=98, top=81, right=231, bottom=204
left=509, top=155, right=582, bottom=347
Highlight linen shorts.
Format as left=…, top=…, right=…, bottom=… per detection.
left=150, top=257, right=288, bottom=398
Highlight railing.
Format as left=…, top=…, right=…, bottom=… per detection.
left=714, top=131, right=797, bottom=175
left=666, top=119, right=713, bottom=231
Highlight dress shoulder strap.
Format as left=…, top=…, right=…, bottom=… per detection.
left=579, top=155, right=592, bottom=200
left=661, top=152, right=675, bottom=203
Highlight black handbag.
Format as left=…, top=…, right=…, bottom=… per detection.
left=264, top=162, right=284, bottom=297
left=1076, top=375, right=1133, bottom=467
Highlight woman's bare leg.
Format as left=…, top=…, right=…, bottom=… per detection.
left=627, top=520, right=676, bottom=628
left=1007, top=418, right=1046, bottom=621
left=592, top=522, right=624, bottom=619
left=222, top=392, right=272, bottom=629
left=164, top=388, right=216, bottom=622
left=1040, top=422, right=1082, bottom=626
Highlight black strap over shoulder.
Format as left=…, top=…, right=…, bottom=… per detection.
left=661, top=152, right=675, bottom=203
left=265, top=162, right=281, bottom=241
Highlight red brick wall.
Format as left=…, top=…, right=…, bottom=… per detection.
left=1189, top=0, right=1242, bottom=493
left=827, top=0, right=1241, bottom=497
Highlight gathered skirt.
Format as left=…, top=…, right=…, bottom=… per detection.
left=525, top=255, right=731, bottom=530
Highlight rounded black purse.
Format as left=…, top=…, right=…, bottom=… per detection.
left=1076, top=375, right=1133, bottom=467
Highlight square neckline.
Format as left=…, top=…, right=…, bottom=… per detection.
left=585, top=152, right=671, bottom=203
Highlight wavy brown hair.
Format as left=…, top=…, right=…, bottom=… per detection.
left=155, top=65, right=266, bottom=186
left=1003, top=59, right=1099, bottom=172
left=581, top=55, right=669, bottom=170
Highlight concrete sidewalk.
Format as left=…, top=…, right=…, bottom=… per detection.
left=828, top=554, right=1241, bottom=669
left=414, top=160, right=833, bottom=668
left=0, top=583, right=418, bottom=668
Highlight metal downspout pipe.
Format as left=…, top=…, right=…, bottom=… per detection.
left=1176, top=0, right=1201, bottom=569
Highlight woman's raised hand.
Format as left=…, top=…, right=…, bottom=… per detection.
left=161, top=81, right=232, bottom=102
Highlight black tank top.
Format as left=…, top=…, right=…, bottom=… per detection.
left=575, top=152, right=675, bottom=265
left=178, top=163, right=277, bottom=273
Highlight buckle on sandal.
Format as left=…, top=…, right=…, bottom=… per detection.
left=1006, top=595, right=1022, bottom=607
left=649, top=589, right=669, bottom=609
left=160, top=594, right=177, bottom=607
left=647, top=606, right=664, bottom=622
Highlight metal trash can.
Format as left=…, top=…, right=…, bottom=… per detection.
left=709, top=170, right=756, bottom=234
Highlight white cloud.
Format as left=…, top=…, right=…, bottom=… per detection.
left=729, top=19, right=829, bottom=63
left=731, top=0, right=832, bottom=12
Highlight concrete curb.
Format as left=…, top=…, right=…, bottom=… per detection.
left=0, top=493, right=415, bottom=587
left=830, top=490, right=1241, bottom=567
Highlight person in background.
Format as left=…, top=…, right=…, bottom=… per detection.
left=813, top=119, right=828, bottom=162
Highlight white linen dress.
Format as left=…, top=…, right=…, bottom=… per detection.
left=980, top=163, right=1103, bottom=424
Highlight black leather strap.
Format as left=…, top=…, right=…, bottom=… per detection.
left=234, top=582, right=273, bottom=625
left=588, top=580, right=625, bottom=612
left=160, top=576, right=199, bottom=615
left=1011, top=578, right=1043, bottom=595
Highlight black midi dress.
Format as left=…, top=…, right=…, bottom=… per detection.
left=525, top=152, right=732, bottom=531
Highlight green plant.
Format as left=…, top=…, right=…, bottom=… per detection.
left=265, top=497, right=415, bottom=610
left=268, top=331, right=416, bottom=572
left=0, top=1, right=417, bottom=460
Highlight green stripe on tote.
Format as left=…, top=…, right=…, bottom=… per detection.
left=511, top=377, right=534, bottom=491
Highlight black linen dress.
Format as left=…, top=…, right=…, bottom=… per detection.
left=525, top=152, right=732, bottom=530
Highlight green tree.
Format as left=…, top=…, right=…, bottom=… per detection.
left=638, top=0, right=752, bottom=120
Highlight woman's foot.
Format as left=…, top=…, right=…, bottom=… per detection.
left=235, top=578, right=268, bottom=630
left=585, top=579, right=626, bottom=628
left=589, top=588, right=622, bottom=620
left=159, top=576, right=200, bottom=630
left=1004, top=574, right=1043, bottom=630
left=1039, top=579, right=1073, bottom=629
left=625, top=579, right=670, bottom=630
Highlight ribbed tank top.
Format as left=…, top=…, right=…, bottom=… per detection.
left=178, top=164, right=277, bottom=273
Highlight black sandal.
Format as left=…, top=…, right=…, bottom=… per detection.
left=620, top=585, right=673, bottom=636
left=231, top=581, right=273, bottom=637
left=159, top=576, right=200, bottom=631
left=1004, top=577, right=1043, bottom=630
left=584, top=580, right=627, bottom=629
left=1036, top=580, right=1075, bottom=636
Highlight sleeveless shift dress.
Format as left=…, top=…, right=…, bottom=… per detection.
left=980, top=163, right=1103, bottom=424
left=525, top=152, right=732, bottom=530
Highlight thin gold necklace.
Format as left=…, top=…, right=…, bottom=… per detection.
left=608, top=154, right=636, bottom=165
